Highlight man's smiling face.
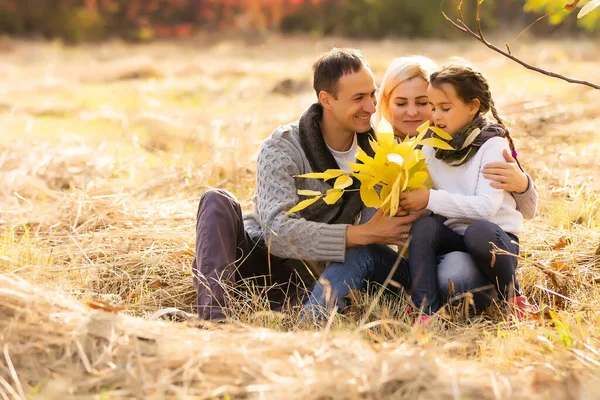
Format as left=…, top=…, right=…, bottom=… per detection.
left=327, top=65, right=377, bottom=135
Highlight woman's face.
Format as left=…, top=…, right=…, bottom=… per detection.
left=388, top=77, right=431, bottom=139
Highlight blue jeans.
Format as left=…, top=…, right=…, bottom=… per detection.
left=302, top=244, right=410, bottom=319
left=437, top=252, right=495, bottom=311
left=409, top=216, right=520, bottom=314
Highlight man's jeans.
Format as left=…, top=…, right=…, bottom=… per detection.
left=302, top=244, right=411, bottom=319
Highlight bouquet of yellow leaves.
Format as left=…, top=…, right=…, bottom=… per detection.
left=288, top=120, right=453, bottom=216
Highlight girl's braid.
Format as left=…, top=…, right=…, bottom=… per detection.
left=476, top=70, right=524, bottom=172
left=431, top=66, right=523, bottom=171
left=489, top=99, right=523, bottom=171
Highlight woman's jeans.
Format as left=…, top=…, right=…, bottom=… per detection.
left=409, top=216, right=520, bottom=315
left=437, top=251, right=495, bottom=311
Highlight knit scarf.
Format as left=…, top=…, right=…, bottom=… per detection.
left=434, top=115, right=506, bottom=166
left=298, top=103, right=376, bottom=225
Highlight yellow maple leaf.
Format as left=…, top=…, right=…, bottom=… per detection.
left=297, top=189, right=322, bottom=196
left=296, top=169, right=346, bottom=181
left=323, top=189, right=344, bottom=204
left=429, top=126, right=453, bottom=140
left=333, top=175, right=353, bottom=190
left=286, top=195, right=321, bottom=214
left=407, top=171, right=429, bottom=189
left=360, top=184, right=381, bottom=208
left=419, top=137, right=454, bottom=150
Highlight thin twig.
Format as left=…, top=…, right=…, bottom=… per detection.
left=3, top=345, right=25, bottom=400
left=441, top=0, right=600, bottom=90
left=507, top=13, right=550, bottom=53
left=0, top=374, right=22, bottom=400
left=534, top=284, right=582, bottom=305
left=68, top=234, right=94, bottom=266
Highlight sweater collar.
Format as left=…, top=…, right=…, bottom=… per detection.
left=298, top=102, right=376, bottom=224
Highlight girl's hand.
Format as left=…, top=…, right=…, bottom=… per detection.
left=399, top=188, right=430, bottom=211
left=482, top=149, right=529, bottom=193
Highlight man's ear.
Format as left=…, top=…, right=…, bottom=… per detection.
left=469, top=99, right=481, bottom=116
left=318, top=90, right=332, bottom=109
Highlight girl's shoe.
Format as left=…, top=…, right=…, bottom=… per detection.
left=405, top=305, right=433, bottom=326
left=507, top=295, right=539, bottom=320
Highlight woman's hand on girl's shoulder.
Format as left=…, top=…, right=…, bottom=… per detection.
left=482, top=149, right=529, bottom=193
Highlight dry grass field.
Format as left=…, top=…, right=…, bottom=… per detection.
left=0, top=34, right=599, bottom=399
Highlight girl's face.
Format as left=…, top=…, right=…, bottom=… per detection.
left=427, top=82, right=479, bottom=136
left=388, top=77, right=431, bottom=139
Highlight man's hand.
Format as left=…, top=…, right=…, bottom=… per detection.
left=482, top=149, right=529, bottom=193
left=347, top=209, right=426, bottom=248
left=399, top=188, right=430, bottom=212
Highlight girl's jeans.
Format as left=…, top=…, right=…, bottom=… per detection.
left=408, top=215, right=520, bottom=315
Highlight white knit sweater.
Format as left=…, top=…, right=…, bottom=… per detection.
left=424, top=137, right=523, bottom=235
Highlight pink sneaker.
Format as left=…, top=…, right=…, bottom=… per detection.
left=507, top=295, right=539, bottom=320
left=405, top=305, right=432, bottom=326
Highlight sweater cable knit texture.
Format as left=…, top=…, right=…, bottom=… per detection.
left=244, top=104, right=375, bottom=262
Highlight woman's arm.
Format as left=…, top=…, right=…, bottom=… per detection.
left=482, top=149, right=538, bottom=219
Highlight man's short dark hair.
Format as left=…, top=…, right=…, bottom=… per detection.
left=313, top=48, right=367, bottom=99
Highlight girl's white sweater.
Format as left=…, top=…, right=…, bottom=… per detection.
left=423, top=136, right=523, bottom=235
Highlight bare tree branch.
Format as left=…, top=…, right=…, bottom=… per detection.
left=441, top=0, right=600, bottom=90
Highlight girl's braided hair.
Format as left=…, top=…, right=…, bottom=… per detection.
left=430, top=65, right=523, bottom=171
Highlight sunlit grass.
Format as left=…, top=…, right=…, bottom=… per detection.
left=0, top=36, right=598, bottom=398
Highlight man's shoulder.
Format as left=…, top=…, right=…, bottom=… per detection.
left=267, top=121, right=299, bottom=142
left=259, top=121, right=302, bottom=156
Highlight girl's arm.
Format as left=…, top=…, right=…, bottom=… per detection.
left=424, top=138, right=509, bottom=220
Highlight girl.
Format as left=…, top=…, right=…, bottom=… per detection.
left=377, top=56, right=538, bottom=314
left=398, top=64, right=538, bottom=318
left=376, top=56, right=536, bottom=211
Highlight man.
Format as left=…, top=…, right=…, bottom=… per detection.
left=192, top=48, right=420, bottom=321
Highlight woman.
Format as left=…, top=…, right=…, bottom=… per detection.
left=376, top=56, right=538, bottom=313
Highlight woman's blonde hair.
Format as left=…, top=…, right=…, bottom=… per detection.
left=374, top=56, right=438, bottom=129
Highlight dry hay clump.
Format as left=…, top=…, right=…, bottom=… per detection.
left=0, top=140, right=117, bottom=203
left=78, top=56, right=165, bottom=83
left=0, top=194, right=199, bottom=315
left=2, top=273, right=598, bottom=400
left=79, top=228, right=199, bottom=315
left=516, top=225, right=600, bottom=311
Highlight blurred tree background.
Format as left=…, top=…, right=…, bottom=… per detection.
left=0, top=0, right=597, bottom=43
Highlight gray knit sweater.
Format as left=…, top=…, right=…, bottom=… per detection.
left=244, top=103, right=376, bottom=262
left=244, top=104, right=538, bottom=263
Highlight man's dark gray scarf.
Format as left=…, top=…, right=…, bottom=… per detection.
left=298, top=102, right=376, bottom=225
left=433, top=115, right=507, bottom=166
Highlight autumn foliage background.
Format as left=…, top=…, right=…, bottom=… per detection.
left=0, top=0, right=599, bottom=43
